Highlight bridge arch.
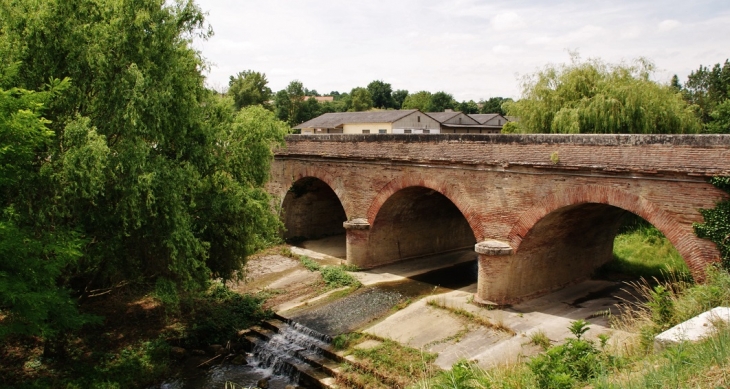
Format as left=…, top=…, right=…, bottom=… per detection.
left=366, top=174, right=481, bottom=237
left=280, top=176, right=347, bottom=244
left=508, top=185, right=716, bottom=281
left=365, top=181, right=477, bottom=267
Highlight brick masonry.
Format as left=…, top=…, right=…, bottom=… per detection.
left=269, top=134, right=730, bottom=303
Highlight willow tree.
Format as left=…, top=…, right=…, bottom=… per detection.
left=505, top=56, right=701, bottom=134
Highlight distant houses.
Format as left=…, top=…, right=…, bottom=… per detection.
left=294, top=109, right=509, bottom=134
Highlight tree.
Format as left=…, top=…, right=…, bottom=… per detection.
left=459, top=100, right=480, bottom=114
left=402, top=91, right=433, bottom=111
left=0, top=76, right=102, bottom=341
left=670, top=74, right=682, bottom=91
left=430, top=91, right=457, bottom=112
left=274, top=80, right=311, bottom=126
left=505, top=56, right=701, bottom=134
left=683, top=60, right=730, bottom=132
left=479, top=97, right=513, bottom=115
left=0, top=0, right=286, bottom=310
left=227, top=70, right=272, bottom=110
left=367, top=80, right=395, bottom=109
left=349, top=87, right=373, bottom=112
left=392, top=89, right=408, bottom=109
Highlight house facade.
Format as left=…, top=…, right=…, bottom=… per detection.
left=295, top=110, right=441, bottom=134
left=294, top=110, right=509, bottom=134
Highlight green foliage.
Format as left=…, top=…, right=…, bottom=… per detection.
left=0, top=77, right=100, bottom=340
left=349, top=87, right=373, bottom=112
left=694, top=177, right=730, bottom=270
left=367, top=80, right=395, bottom=109
left=0, top=0, right=287, bottom=342
left=647, top=285, right=674, bottom=330
left=609, top=220, right=689, bottom=280
left=506, top=55, right=701, bottom=134
left=480, top=97, right=513, bottom=115
left=458, top=100, right=480, bottom=114
left=321, top=266, right=360, bottom=289
left=392, top=89, right=409, bottom=109
left=63, top=338, right=172, bottom=389
left=682, top=59, right=730, bottom=129
left=431, top=360, right=479, bottom=389
left=182, top=283, right=272, bottom=347
left=299, top=256, right=321, bottom=272
left=332, top=332, right=363, bottom=350
left=705, top=98, right=730, bottom=133
left=430, top=91, right=457, bottom=112
left=402, top=91, right=433, bottom=111
left=529, top=321, right=615, bottom=389
left=227, top=70, right=272, bottom=110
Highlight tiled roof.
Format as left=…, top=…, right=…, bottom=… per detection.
left=294, top=110, right=420, bottom=129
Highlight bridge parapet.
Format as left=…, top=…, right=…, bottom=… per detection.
left=277, top=134, right=730, bottom=177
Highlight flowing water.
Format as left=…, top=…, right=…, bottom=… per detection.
left=163, top=255, right=479, bottom=388
left=160, top=321, right=332, bottom=389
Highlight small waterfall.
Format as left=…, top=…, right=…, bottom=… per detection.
left=247, top=320, right=332, bottom=384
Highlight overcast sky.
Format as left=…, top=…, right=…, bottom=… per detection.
left=193, top=0, right=730, bottom=102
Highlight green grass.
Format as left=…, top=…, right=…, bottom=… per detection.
left=299, top=255, right=322, bottom=272
left=606, top=224, right=690, bottom=280
left=419, top=267, right=730, bottom=389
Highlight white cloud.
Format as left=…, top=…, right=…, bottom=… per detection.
left=492, top=45, right=523, bottom=54
left=194, top=0, right=730, bottom=101
left=658, top=19, right=681, bottom=32
left=491, top=12, right=526, bottom=31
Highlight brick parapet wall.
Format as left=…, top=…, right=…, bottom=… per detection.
left=276, top=134, right=730, bottom=177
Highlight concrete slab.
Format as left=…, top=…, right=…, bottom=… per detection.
left=352, top=249, right=477, bottom=286
left=364, top=284, right=634, bottom=370
left=655, top=307, right=730, bottom=350
left=290, top=246, right=343, bottom=266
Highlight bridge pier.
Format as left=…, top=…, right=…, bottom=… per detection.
left=474, top=240, right=515, bottom=306
left=343, top=218, right=370, bottom=268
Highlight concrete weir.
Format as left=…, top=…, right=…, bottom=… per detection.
left=270, top=134, right=730, bottom=304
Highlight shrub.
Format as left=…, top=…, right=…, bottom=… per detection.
left=528, top=320, right=616, bottom=389
left=321, top=266, right=360, bottom=289
left=182, top=283, right=271, bottom=347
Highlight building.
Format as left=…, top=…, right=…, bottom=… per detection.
left=295, top=110, right=441, bottom=134
left=294, top=110, right=510, bottom=135
left=428, top=110, right=503, bottom=134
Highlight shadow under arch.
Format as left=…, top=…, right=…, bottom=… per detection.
left=507, top=185, right=709, bottom=284
left=280, top=177, right=347, bottom=244
left=366, top=174, right=482, bottom=239
left=365, top=186, right=477, bottom=268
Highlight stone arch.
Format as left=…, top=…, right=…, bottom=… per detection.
left=366, top=174, right=481, bottom=238
left=279, top=167, right=345, bottom=212
left=508, top=185, right=719, bottom=280
left=280, top=174, right=347, bottom=243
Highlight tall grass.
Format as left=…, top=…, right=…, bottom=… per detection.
left=421, top=267, right=730, bottom=389
left=606, top=218, right=689, bottom=280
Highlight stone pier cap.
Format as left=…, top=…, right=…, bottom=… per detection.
left=475, top=240, right=513, bottom=256
left=343, top=218, right=370, bottom=230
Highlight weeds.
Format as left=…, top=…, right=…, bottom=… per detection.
left=321, top=266, right=360, bottom=288
left=530, top=330, right=551, bottom=350
left=427, top=299, right=515, bottom=335
left=298, top=255, right=361, bottom=289
left=299, top=255, right=321, bottom=272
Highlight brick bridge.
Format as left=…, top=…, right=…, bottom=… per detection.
left=268, top=134, right=730, bottom=304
